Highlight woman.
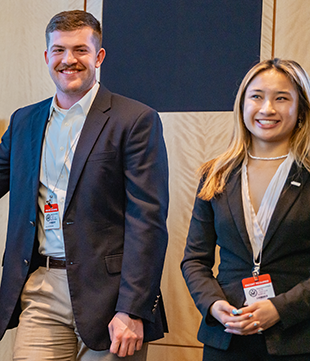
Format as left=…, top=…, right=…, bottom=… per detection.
left=181, top=58, right=310, bottom=360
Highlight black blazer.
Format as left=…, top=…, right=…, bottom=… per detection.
left=0, top=85, right=169, bottom=350
left=182, top=163, right=310, bottom=356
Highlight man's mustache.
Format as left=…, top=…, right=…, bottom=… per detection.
left=56, top=65, right=84, bottom=71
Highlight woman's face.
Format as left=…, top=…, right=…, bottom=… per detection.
left=243, top=69, right=299, bottom=148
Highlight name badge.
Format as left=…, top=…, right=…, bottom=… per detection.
left=242, top=274, right=275, bottom=305
left=44, top=203, right=60, bottom=230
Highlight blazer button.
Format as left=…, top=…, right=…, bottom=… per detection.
left=24, top=259, right=29, bottom=266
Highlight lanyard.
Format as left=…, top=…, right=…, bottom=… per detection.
left=43, top=119, right=81, bottom=206
left=252, top=250, right=262, bottom=281
left=242, top=155, right=294, bottom=281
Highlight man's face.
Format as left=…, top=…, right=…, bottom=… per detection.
left=44, top=27, right=105, bottom=107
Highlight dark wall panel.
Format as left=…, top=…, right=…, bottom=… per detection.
left=101, top=1, right=263, bottom=112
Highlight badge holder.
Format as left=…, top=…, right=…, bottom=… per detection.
left=242, top=259, right=275, bottom=305
left=44, top=196, right=60, bottom=230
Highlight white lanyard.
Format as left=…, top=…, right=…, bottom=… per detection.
left=252, top=250, right=262, bottom=281
left=242, top=153, right=294, bottom=280
left=43, top=119, right=81, bottom=206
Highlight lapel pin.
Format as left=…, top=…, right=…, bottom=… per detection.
left=291, top=181, right=301, bottom=187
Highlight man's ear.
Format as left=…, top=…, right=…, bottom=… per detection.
left=44, top=49, right=49, bottom=65
left=96, top=48, right=106, bottom=68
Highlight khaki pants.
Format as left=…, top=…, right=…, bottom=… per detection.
left=13, top=267, right=148, bottom=361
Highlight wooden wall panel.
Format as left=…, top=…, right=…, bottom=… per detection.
left=274, top=0, right=310, bottom=72
left=0, top=1, right=86, bottom=123
left=148, top=344, right=203, bottom=360
left=147, top=112, right=234, bottom=360
left=260, top=0, right=274, bottom=60
left=85, top=0, right=103, bottom=20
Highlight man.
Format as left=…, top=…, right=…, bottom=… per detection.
left=0, top=10, right=168, bottom=360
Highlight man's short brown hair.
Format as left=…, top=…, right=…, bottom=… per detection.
left=45, top=10, right=102, bottom=52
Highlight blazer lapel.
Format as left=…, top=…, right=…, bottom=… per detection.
left=226, top=167, right=253, bottom=255
left=30, top=100, right=51, bottom=198
left=226, top=162, right=309, bottom=257
left=263, top=162, right=309, bottom=249
left=64, top=86, right=111, bottom=215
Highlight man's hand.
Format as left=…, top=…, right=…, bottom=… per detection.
left=108, top=312, right=144, bottom=357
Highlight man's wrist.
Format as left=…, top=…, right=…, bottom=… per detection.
left=128, top=313, right=140, bottom=320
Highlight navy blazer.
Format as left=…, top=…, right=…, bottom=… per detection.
left=182, top=163, right=310, bottom=356
left=0, top=85, right=169, bottom=350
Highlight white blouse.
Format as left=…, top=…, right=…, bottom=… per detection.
left=241, top=153, right=294, bottom=264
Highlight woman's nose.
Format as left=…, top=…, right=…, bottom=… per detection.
left=260, top=99, right=276, bottom=115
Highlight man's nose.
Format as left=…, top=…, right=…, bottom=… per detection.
left=62, top=50, right=77, bottom=65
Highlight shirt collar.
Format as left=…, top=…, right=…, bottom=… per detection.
left=48, top=81, right=100, bottom=120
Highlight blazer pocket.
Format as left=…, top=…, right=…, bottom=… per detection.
left=104, top=254, right=123, bottom=274
left=88, top=151, right=117, bottom=162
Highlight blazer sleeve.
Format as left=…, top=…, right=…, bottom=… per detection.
left=0, top=114, right=14, bottom=198
left=115, top=108, right=169, bottom=323
left=270, top=277, right=310, bottom=329
left=181, top=181, right=227, bottom=323
left=266, top=168, right=310, bottom=330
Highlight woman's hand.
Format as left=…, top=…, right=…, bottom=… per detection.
left=235, top=300, right=280, bottom=334
left=210, top=299, right=280, bottom=335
